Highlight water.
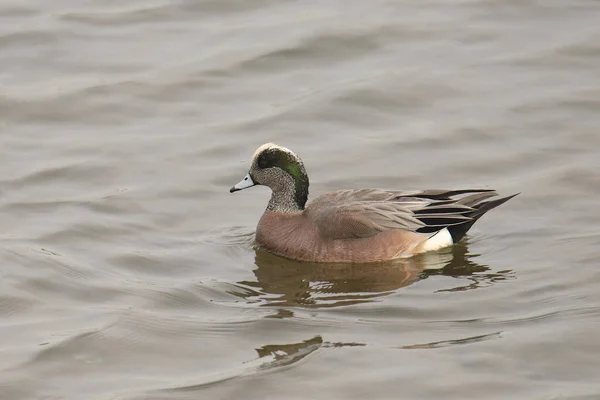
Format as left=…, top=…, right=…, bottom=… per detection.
left=1, top=1, right=600, bottom=399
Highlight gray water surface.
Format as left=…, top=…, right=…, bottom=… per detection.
left=1, top=1, right=600, bottom=399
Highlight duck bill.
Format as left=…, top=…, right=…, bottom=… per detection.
left=230, top=173, right=255, bottom=193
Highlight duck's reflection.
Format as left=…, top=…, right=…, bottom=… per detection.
left=254, top=335, right=366, bottom=371
left=422, top=240, right=516, bottom=293
left=236, top=240, right=514, bottom=308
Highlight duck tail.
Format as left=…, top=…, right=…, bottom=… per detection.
left=447, top=192, right=520, bottom=243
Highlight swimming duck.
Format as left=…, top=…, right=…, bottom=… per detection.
left=230, top=143, right=517, bottom=263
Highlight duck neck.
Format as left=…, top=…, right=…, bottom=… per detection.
left=266, top=172, right=308, bottom=213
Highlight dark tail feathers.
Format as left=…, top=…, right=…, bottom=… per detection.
left=447, top=192, right=519, bottom=243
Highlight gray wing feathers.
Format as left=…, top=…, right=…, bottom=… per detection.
left=308, top=188, right=515, bottom=240
left=313, top=202, right=425, bottom=239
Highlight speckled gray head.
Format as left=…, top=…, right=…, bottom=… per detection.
left=230, top=143, right=309, bottom=212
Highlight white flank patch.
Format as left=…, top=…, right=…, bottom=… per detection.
left=421, top=228, right=453, bottom=252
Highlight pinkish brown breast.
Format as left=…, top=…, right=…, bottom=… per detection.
left=255, top=211, right=426, bottom=263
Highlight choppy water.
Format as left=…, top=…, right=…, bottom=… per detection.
left=1, top=1, right=600, bottom=399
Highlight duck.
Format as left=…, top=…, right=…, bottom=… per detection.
left=230, top=143, right=518, bottom=263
